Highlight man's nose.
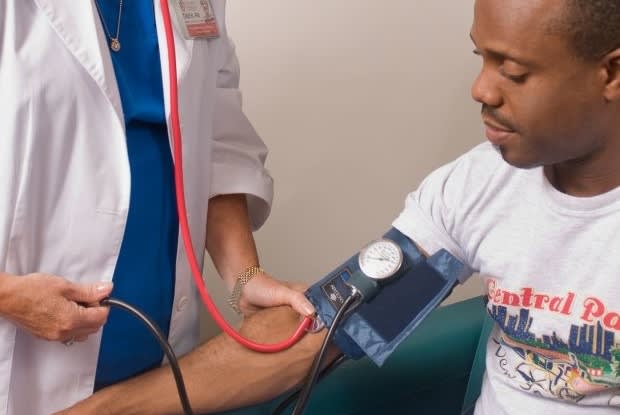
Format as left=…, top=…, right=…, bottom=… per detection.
left=471, top=69, right=503, bottom=108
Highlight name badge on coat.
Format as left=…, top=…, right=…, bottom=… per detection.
left=170, top=0, right=220, bottom=39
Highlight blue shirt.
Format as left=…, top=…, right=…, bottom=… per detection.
left=94, top=0, right=178, bottom=390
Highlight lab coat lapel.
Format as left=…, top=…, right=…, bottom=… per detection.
left=33, top=0, right=124, bottom=125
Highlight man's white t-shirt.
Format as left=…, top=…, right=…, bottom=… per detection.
left=393, top=142, right=620, bottom=415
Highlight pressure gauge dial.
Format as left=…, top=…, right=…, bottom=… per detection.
left=358, top=239, right=404, bottom=281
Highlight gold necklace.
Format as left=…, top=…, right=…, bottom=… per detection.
left=94, top=0, right=124, bottom=52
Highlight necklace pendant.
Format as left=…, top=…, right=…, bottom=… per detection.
left=110, top=38, right=121, bottom=52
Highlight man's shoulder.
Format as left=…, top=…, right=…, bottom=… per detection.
left=435, top=142, right=512, bottom=190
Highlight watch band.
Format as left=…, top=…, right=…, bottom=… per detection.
left=228, top=265, right=264, bottom=315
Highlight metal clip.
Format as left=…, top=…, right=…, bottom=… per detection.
left=307, top=316, right=326, bottom=333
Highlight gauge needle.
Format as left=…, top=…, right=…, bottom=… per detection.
left=367, top=256, right=389, bottom=261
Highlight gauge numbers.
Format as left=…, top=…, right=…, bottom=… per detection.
left=358, top=239, right=403, bottom=280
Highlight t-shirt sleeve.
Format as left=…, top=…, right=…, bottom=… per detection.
left=392, top=143, right=501, bottom=282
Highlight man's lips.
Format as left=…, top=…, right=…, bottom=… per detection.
left=483, top=118, right=515, bottom=145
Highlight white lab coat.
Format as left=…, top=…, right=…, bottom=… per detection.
left=0, top=1, right=273, bottom=413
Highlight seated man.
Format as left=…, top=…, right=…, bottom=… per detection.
left=55, top=306, right=338, bottom=415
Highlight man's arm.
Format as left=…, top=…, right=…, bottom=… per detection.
left=56, top=306, right=338, bottom=415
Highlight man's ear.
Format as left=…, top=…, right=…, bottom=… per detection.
left=602, top=48, right=620, bottom=101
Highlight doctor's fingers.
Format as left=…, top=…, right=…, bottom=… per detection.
left=71, top=303, right=111, bottom=330
left=242, top=274, right=315, bottom=317
left=281, top=281, right=309, bottom=293
left=63, top=280, right=114, bottom=304
left=277, top=284, right=316, bottom=317
left=53, top=305, right=109, bottom=343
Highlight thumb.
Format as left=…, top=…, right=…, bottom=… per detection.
left=279, top=285, right=315, bottom=317
left=65, top=281, right=113, bottom=304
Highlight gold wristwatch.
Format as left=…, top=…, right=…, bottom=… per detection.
left=228, top=265, right=264, bottom=315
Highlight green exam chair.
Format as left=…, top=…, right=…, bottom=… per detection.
left=217, top=296, right=494, bottom=415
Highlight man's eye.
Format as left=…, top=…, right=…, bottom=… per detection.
left=505, top=73, right=528, bottom=83
left=500, top=62, right=528, bottom=83
left=499, top=67, right=527, bottom=83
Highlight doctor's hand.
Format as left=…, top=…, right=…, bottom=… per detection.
left=0, top=273, right=112, bottom=344
left=237, top=271, right=315, bottom=318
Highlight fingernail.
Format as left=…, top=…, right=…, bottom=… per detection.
left=95, top=282, right=113, bottom=292
left=303, top=304, right=315, bottom=316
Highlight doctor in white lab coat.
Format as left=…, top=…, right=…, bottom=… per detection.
left=0, top=1, right=314, bottom=414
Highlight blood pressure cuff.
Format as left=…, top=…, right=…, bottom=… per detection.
left=305, top=228, right=471, bottom=366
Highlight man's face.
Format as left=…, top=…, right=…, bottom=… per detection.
left=471, top=0, right=607, bottom=168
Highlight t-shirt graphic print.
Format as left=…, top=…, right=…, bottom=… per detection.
left=486, top=277, right=620, bottom=406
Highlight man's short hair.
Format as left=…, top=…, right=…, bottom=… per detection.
left=559, top=0, right=620, bottom=60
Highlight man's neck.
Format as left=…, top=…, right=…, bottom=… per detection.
left=545, top=148, right=620, bottom=197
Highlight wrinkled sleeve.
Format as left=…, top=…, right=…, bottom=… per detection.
left=393, top=160, right=468, bottom=261
left=210, top=36, right=273, bottom=230
left=392, top=144, right=500, bottom=281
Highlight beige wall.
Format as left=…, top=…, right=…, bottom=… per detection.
left=202, top=0, right=484, bottom=337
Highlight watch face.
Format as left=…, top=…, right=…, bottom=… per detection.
left=358, top=239, right=404, bottom=280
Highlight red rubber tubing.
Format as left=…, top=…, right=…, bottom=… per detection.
left=160, top=0, right=311, bottom=352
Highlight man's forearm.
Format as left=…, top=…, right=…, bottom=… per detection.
left=67, top=307, right=337, bottom=415
left=206, top=194, right=259, bottom=290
